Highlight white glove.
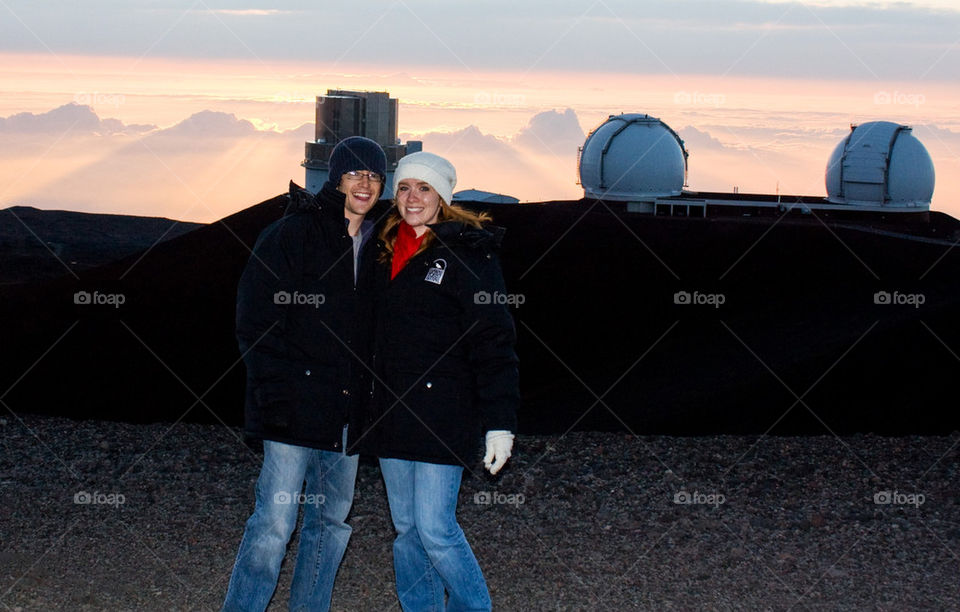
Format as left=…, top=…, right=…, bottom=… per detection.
left=483, top=430, right=515, bottom=475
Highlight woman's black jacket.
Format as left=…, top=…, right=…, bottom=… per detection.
left=368, top=220, right=520, bottom=466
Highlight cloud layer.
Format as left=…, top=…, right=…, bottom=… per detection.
left=2, top=103, right=958, bottom=221
left=0, top=1, right=957, bottom=80
left=0, top=104, right=310, bottom=221
left=0, top=103, right=154, bottom=135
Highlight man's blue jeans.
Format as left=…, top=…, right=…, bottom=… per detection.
left=222, top=436, right=359, bottom=612
left=379, top=458, right=491, bottom=612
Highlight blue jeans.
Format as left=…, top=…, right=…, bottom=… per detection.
left=379, top=458, right=491, bottom=612
left=222, top=435, right=359, bottom=612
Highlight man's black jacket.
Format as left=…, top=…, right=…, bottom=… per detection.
left=236, top=181, right=377, bottom=452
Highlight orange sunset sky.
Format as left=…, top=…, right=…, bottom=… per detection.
left=0, top=1, right=958, bottom=222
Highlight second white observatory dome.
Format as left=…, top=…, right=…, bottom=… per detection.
left=825, top=121, right=934, bottom=209
left=579, top=113, right=688, bottom=201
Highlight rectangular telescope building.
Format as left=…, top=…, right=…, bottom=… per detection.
left=302, top=89, right=421, bottom=198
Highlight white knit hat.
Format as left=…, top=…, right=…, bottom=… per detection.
left=392, top=151, right=457, bottom=205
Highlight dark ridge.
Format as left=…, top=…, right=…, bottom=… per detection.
left=1, top=194, right=959, bottom=435
left=0, top=206, right=204, bottom=284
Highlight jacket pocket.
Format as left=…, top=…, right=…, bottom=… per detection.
left=385, top=371, right=474, bottom=461
left=255, top=363, right=340, bottom=439
left=254, top=377, right=295, bottom=432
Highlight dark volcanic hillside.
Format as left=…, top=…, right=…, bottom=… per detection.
left=0, top=206, right=203, bottom=284
left=2, top=194, right=960, bottom=435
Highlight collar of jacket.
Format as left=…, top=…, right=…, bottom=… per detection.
left=284, top=180, right=346, bottom=221
left=426, top=220, right=506, bottom=250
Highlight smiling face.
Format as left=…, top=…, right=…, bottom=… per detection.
left=338, top=170, right=382, bottom=223
left=395, top=178, right=443, bottom=236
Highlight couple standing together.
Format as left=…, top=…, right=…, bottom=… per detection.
left=222, top=136, right=520, bottom=612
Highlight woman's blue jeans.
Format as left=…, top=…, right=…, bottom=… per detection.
left=379, top=458, right=492, bottom=612
left=222, top=438, right=359, bottom=612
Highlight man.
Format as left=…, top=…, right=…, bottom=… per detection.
left=222, top=136, right=387, bottom=612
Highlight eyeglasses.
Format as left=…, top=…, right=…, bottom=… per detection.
left=342, top=170, right=383, bottom=184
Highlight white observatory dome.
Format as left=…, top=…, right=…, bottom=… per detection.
left=825, top=121, right=934, bottom=208
left=579, top=114, right=687, bottom=201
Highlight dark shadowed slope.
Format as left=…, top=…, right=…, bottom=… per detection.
left=2, top=194, right=959, bottom=435
left=0, top=206, right=203, bottom=284
left=0, top=195, right=285, bottom=428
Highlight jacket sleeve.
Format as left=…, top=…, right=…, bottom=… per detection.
left=236, top=216, right=303, bottom=385
left=462, top=250, right=520, bottom=433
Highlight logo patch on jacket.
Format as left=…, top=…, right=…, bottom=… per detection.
left=425, top=258, right=447, bottom=285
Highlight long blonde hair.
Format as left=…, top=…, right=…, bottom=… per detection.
left=378, top=200, right=491, bottom=264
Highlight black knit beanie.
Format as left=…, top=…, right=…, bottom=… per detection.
left=326, top=136, right=387, bottom=189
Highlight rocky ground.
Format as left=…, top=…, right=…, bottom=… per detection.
left=1, top=414, right=958, bottom=610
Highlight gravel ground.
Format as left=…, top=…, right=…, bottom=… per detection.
left=1, top=414, right=958, bottom=611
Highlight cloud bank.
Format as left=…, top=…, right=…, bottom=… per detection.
left=1, top=103, right=957, bottom=221
left=0, top=103, right=154, bottom=135
left=0, top=104, right=309, bottom=221
left=0, top=1, right=957, bottom=80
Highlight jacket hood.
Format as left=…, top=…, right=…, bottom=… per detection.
left=428, top=220, right=506, bottom=250
left=284, top=180, right=345, bottom=216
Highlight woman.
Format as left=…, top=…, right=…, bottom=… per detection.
left=369, top=151, right=520, bottom=611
